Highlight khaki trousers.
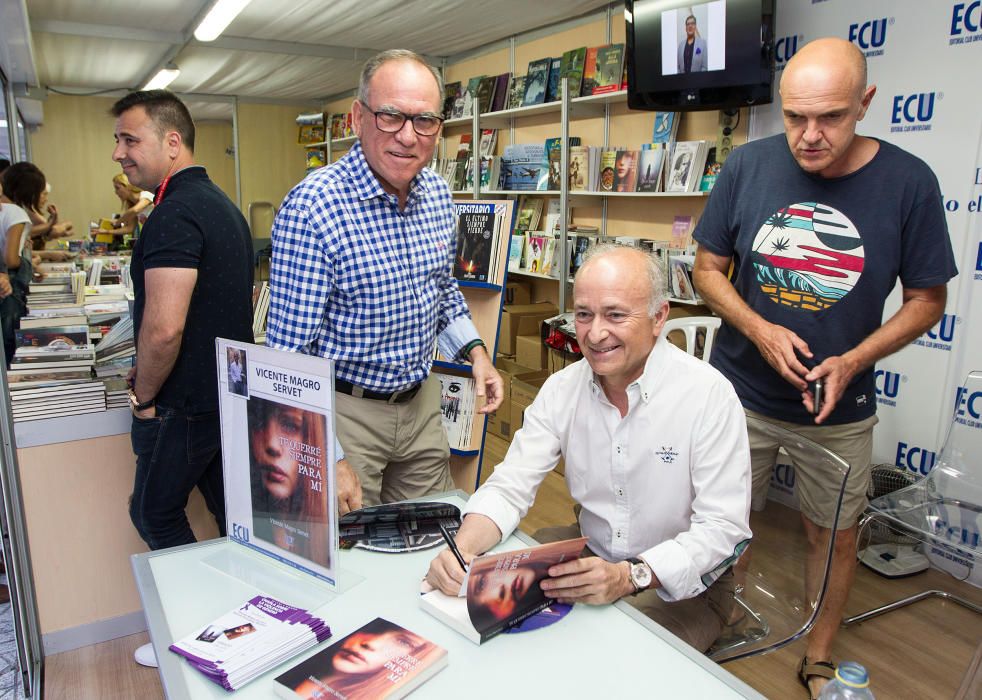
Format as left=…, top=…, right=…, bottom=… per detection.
left=335, top=375, right=454, bottom=506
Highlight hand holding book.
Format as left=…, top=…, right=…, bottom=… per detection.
left=540, top=556, right=640, bottom=605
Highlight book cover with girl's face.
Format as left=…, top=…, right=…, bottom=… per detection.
left=249, top=395, right=331, bottom=568
left=274, top=618, right=447, bottom=699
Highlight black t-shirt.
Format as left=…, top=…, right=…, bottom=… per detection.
left=694, top=135, right=957, bottom=425
left=132, top=166, right=254, bottom=412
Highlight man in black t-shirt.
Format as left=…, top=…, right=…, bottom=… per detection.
left=693, top=39, right=956, bottom=697
left=111, top=91, right=254, bottom=666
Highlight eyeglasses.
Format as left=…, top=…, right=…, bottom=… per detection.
left=361, top=102, right=443, bottom=136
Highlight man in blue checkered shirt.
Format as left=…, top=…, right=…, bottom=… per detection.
left=268, top=49, right=503, bottom=509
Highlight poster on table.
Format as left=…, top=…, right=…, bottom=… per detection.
left=216, top=338, right=339, bottom=586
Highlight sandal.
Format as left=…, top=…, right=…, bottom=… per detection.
left=798, top=657, right=836, bottom=700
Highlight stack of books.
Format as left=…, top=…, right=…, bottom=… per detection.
left=103, top=377, right=130, bottom=410
left=7, top=345, right=105, bottom=422
left=94, top=316, right=135, bottom=377
left=169, top=596, right=331, bottom=692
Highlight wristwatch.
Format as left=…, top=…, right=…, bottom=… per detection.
left=129, top=390, right=155, bottom=412
left=627, top=557, right=653, bottom=593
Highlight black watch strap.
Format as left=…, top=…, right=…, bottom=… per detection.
left=130, top=392, right=155, bottom=411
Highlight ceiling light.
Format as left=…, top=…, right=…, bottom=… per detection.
left=194, top=0, right=252, bottom=42
left=143, top=63, right=181, bottom=91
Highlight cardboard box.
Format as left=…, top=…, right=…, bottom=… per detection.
left=498, top=302, right=557, bottom=355
left=547, top=348, right=581, bottom=374
left=504, top=280, right=532, bottom=306
left=516, top=334, right=547, bottom=370
left=510, top=375, right=548, bottom=434
left=486, top=358, right=547, bottom=441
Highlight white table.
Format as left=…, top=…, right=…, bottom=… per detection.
left=132, top=493, right=764, bottom=699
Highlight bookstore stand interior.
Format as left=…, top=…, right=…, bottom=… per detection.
left=1, top=1, right=981, bottom=698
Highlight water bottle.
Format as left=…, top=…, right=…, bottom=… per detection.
left=818, top=661, right=875, bottom=699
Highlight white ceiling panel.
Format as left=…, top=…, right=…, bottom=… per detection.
left=26, top=0, right=201, bottom=34
left=19, top=0, right=616, bottom=103
left=33, top=32, right=171, bottom=90
left=185, top=101, right=234, bottom=122
left=172, top=47, right=355, bottom=101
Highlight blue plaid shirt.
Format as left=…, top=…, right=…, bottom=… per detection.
left=266, top=141, right=479, bottom=392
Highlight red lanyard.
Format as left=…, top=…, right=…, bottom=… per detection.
left=155, top=174, right=172, bottom=205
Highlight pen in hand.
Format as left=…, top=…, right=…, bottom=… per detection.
left=438, top=522, right=468, bottom=572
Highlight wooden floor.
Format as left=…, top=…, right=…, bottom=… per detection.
left=44, top=469, right=982, bottom=699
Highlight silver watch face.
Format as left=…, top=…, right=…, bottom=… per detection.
left=631, top=562, right=652, bottom=589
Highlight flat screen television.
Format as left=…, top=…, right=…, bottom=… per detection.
left=625, top=0, right=776, bottom=111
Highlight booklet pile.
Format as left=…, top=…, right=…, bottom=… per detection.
left=169, top=595, right=331, bottom=691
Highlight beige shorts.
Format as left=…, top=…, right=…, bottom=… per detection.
left=746, top=410, right=878, bottom=529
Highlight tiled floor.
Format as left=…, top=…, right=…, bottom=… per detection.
left=0, top=573, right=26, bottom=699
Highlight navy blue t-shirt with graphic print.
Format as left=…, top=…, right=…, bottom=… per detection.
left=694, top=134, right=957, bottom=425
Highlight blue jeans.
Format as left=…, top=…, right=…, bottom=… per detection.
left=129, top=405, right=226, bottom=550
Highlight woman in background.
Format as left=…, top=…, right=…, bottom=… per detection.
left=26, top=181, right=73, bottom=249
left=0, top=163, right=46, bottom=364
left=111, top=172, right=153, bottom=238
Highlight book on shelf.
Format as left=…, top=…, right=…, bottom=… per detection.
left=613, top=149, right=640, bottom=192
left=598, top=149, right=618, bottom=192
left=651, top=111, right=680, bottom=144
left=339, top=501, right=461, bottom=552
left=670, top=255, right=699, bottom=301
left=461, top=76, right=483, bottom=117
left=273, top=618, right=447, bottom=700
left=462, top=156, right=501, bottom=191
left=558, top=46, right=587, bottom=99
left=699, top=146, right=721, bottom=192
left=539, top=236, right=560, bottom=278
left=665, top=140, right=711, bottom=193
left=501, top=143, right=549, bottom=191
left=568, top=146, right=589, bottom=191
left=544, top=57, right=562, bottom=102
left=672, top=215, right=694, bottom=248
left=453, top=209, right=497, bottom=282
left=522, top=58, right=551, bottom=106
left=637, top=144, right=668, bottom=192
left=523, top=234, right=550, bottom=274
left=442, top=81, right=462, bottom=120
left=434, top=372, right=476, bottom=450
left=450, top=199, right=514, bottom=287
left=478, top=129, right=498, bottom=157
left=506, top=75, right=526, bottom=110
left=305, top=148, right=325, bottom=171
left=569, top=234, right=597, bottom=277
left=419, top=537, right=586, bottom=644
left=592, top=43, right=625, bottom=95
left=581, top=45, right=602, bottom=96
left=475, top=75, right=497, bottom=114
left=490, top=72, right=512, bottom=112
left=11, top=344, right=95, bottom=368
left=508, top=234, right=525, bottom=273
left=514, top=196, right=544, bottom=232
left=547, top=148, right=562, bottom=191
left=450, top=83, right=468, bottom=119
left=170, top=595, right=330, bottom=692
left=541, top=198, right=563, bottom=236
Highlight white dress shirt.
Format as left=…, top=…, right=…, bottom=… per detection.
left=465, top=336, right=752, bottom=601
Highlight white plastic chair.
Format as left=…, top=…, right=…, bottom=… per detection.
left=661, top=316, right=721, bottom=362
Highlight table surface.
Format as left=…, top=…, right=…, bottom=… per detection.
left=131, top=493, right=764, bottom=699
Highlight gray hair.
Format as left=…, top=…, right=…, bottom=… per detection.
left=358, top=49, right=444, bottom=107
left=575, top=242, right=667, bottom=317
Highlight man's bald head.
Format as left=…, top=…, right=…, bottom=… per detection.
left=780, top=38, right=868, bottom=101
left=778, top=37, right=877, bottom=178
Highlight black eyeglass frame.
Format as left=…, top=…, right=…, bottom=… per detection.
left=360, top=101, right=444, bottom=136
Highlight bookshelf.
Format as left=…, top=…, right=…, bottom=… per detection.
left=447, top=83, right=724, bottom=312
